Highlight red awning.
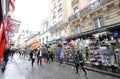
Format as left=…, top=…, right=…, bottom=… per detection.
left=0, top=22, right=7, bottom=64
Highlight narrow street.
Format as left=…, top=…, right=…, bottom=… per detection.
left=0, top=0, right=120, bottom=79
left=2, top=54, right=117, bottom=79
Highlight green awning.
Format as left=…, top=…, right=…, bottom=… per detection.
left=48, top=38, right=62, bottom=44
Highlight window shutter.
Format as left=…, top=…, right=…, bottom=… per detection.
left=99, top=17, right=104, bottom=27
left=94, top=19, right=98, bottom=29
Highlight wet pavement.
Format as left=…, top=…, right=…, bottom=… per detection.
left=0, top=57, right=26, bottom=79
left=0, top=54, right=120, bottom=79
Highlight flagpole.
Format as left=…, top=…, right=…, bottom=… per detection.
left=7, top=18, right=21, bottom=24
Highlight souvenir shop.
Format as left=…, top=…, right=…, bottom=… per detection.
left=65, top=23, right=120, bottom=73
left=0, top=0, right=16, bottom=64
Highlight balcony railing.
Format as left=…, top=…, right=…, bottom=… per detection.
left=72, top=0, right=79, bottom=6
left=48, top=23, right=57, bottom=31
left=69, top=11, right=80, bottom=22
left=69, top=0, right=114, bottom=22
left=57, top=20, right=63, bottom=27
left=48, top=20, right=67, bottom=32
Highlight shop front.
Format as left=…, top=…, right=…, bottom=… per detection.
left=65, top=22, right=120, bottom=73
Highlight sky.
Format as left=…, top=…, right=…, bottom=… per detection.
left=14, top=0, right=51, bottom=33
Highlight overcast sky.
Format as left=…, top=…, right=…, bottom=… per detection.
left=14, top=0, right=51, bottom=33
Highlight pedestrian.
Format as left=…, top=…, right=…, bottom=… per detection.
left=60, top=51, right=65, bottom=67
left=50, top=51, right=54, bottom=63
left=23, top=49, right=28, bottom=58
left=21, top=50, right=24, bottom=57
left=1, top=48, right=11, bottom=72
left=37, top=48, right=43, bottom=65
left=46, top=50, right=51, bottom=63
left=11, top=49, right=15, bottom=57
left=72, top=51, right=76, bottom=69
left=74, top=50, right=87, bottom=76
left=79, top=51, right=87, bottom=76
left=29, top=50, right=35, bottom=67
left=19, top=50, right=22, bottom=57
left=58, top=48, right=62, bottom=66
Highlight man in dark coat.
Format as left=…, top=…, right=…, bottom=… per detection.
left=29, top=50, right=35, bottom=67
left=1, top=48, right=11, bottom=72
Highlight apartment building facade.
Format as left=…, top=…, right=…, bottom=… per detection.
left=39, top=0, right=120, bottom=45
left=67, top=0, right=120, bottom=39
left=49, top=0, right=69, bottom=40
left=39, top=18, right=51, bottom=45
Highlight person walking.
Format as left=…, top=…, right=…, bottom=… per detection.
left=50, top=51, right=54, bottom=63
left=29, top=50, right=35, bottom=67
left=72, top=51, right=76, bottom=69
left=60, top=51, right=65, bottom=67
left=37, top=49, right=43, bottom=65
left=46, top=50, right=51, bottom=63
left=19, top=50, right=22, bottom=57
left=74, top=50, right=87, bottom=76
left=1, top=48, right=11, bottom=72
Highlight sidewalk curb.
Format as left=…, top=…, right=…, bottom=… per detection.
left=54, top=59, right=120, bottom=77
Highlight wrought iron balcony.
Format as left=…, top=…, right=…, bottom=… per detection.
left=72, top=0, right=79, bottom=6
left=69, top=11, right=80, bottom=22
left=57, top=20, right=63, bottom=27
left=69, top=0, right=114, bottom=22
left=48, top=23, right=57, bottom=31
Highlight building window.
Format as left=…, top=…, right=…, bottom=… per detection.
left=59, top=14, right=63, bottom=21
left=58, top=3, right=62, bottom=12
left=91, top=0, right=100, bottom=10
left=58, top=0, right=61, bottom=2
left=75, top=25, right=80, bottom=34
left=53, top=3, right=56, bottom=9
left=94, top=17, right=104, bottom=29
left=61, top=30, right=65, bottom=36
left=52, top=12, right=56, bottom=19
left=74, top=7, right=79, bottom=13
left=56, top=30, right=57, bottom=36
left=73, top=7, right=80, bottom=18
left=52, top=0, right=55, bottom=3
left=39, top=39, right=41, bottom=45
left=53, top=33, right=56, bottom=39
left=42, top=38, right=44, bottom=44
left=46, top=36, right=48, bottom=42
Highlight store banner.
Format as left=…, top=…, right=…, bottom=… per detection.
left=0, top=38, right=6, bottom=64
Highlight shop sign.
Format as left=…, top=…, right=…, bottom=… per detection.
left=6, top=19, right=20, bottom=33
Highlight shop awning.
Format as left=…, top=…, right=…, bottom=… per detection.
left=66, top=22, right=120, bottom=40
left=29, top=41, right=39, bottom=50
